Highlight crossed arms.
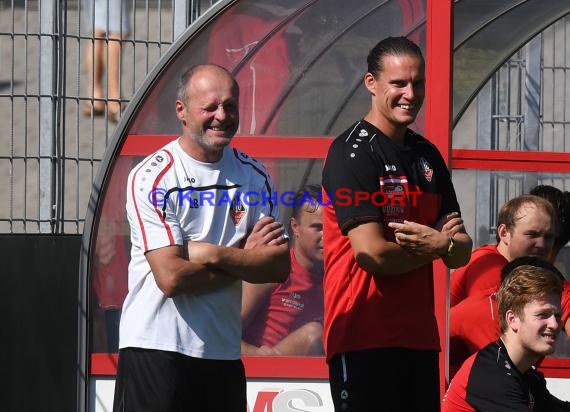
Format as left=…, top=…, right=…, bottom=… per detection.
left=145, top=216, right=290, bottom=297
left=348, top=212, right=473, bottom=276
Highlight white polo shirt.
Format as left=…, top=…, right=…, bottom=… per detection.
left=121, top=138, right=283, bottom=360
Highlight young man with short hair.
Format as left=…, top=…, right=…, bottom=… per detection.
left=443, top=261, right=570, bottom=411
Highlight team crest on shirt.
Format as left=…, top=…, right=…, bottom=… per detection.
left=230, top=194, right=246, bottom=225
left=420, top=157, right=433, bottom=182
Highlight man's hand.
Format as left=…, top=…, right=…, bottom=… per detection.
left=388, top=220, right=450, bottom=256
left=244, top=216, right=287, bottom=249
left=438, top=212, right=465, bottom=238
left=184, top=215, right=287, bottom=264
left=436, top=212, right=473, bottom=268
left=183, top=216, right=290, bottom=284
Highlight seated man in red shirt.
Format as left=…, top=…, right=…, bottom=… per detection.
left=241, top=184, right=324, bottom=356
left=450, top=190, right=570, bottom=377
left=450, top=194, right=557, bottom=307
left=443, top=261, right=570, bottom=411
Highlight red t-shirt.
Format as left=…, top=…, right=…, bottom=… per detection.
left=449, top=288, right=499, bottom=378
left=450, top=244, right=507, bottom=307
left=242, top=249, right=323, bottom=347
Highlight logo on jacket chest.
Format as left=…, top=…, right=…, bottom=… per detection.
left=230, top=194, right=246, bottom=225
left=419, top=157, right=433, bottom=182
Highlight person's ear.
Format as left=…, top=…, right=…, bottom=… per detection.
left=290, top=217, right=300, bottom=238
left=497, top=223, right=510, bottom=245
left=364, top=72, right=376, bottom=95
left=175, top=100, right=186, bottom=125
left=506, top=309, right=520, bottom=332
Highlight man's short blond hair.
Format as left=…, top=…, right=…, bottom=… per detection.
left=497, top=264, right=562, bottom=333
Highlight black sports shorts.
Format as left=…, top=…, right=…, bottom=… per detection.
left=113, top=347, right=247, bottom=412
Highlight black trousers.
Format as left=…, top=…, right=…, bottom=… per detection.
left=328, top=347, right=441, bottom=412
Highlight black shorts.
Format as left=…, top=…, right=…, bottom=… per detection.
left=328, top=347, right=440, bottom=412
left=113, top=347, right=247, bottom=412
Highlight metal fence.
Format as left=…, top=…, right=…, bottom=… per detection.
left=0, top=0, right=218, bottom=234
left=452, top=14, right=570, bottom=247
left=1, top=3, right=569, bottom=234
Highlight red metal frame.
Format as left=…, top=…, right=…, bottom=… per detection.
left=90, top=353, right=570, bottom=379
left=120, top=136, right=570, bottom=174
left=425, top=0, right=453, bottom=164
left=426, top=0, right=454, bottom=392
left=91, top=353, right=328, bottom=378
left=539, top=358, right=570, bottom=379
left=453, top=149, right=570, bottom=172
left=121, top=135, right=570, bottom=174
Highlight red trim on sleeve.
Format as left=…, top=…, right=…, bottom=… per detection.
left=131, top=150, right=175, bottom=250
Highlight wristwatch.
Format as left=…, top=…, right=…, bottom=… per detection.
left=441, top=236, right=455, bottom=257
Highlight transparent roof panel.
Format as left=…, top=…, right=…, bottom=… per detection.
left=453, top=0, right=570, bottom=122
left=122, top=0, right=570, bottom=137
left=127, top=0, right=427, bottom=137
left=453, top=0, right=529, bottom=47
